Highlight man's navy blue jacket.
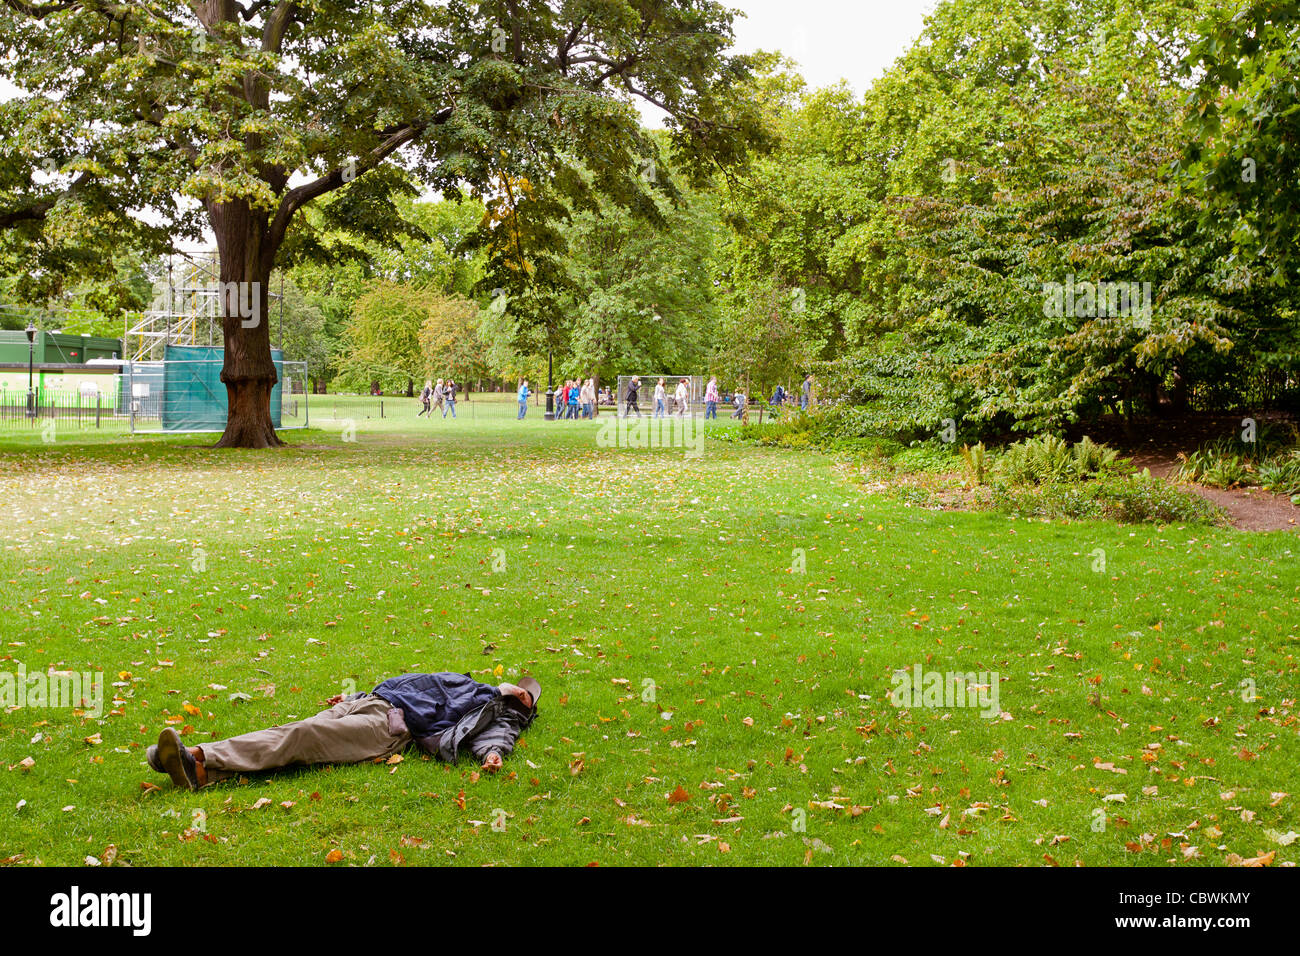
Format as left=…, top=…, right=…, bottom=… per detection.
left=371, top=672, right=500, bottom=738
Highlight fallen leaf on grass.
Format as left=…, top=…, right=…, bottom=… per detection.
left=1225, top=851, right=1275, bottom=867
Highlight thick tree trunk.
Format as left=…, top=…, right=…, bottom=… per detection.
left=210, top=199, right=283, bottom=449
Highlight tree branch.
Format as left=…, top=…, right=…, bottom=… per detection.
left=557, top=17, right=586, bottom=71
left=261, top=0, right=295, bottom=53
left=0, top=198, right=55, bottom=229
left=267, top=106, right=453, bottom=248
left=0, top=171, right=91, bottom=230
left=1, top=0, right=78, bottom=18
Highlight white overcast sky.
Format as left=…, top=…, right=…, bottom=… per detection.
left=727, top=0, right=935, bottom=95
left=633, top=0, right=935, bottom=124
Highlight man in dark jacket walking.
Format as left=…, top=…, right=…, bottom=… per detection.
left=624, top=376, right=641, bottom=418
left=147, top=672, right=540, bottom=789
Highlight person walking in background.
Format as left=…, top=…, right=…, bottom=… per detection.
left=418, top=380, right=433, bottom=417
left=625, top=376, right=641, bottom=418
left=801, top=373, right=814, bottom=412
left=431, top=379, right=446, bottom=417
left=770, top=383, right=786, bottom=418
left=581, top=378, right=595, bottom=419
left=704, top=376, right=719, bottom=419
left=443, top=378, right=458, bottom=418
left=654, top=378, right=666, bottom=418
left=517, top=379, right=530, bottom=419
left=567, top=379, right=580, bottom=420
left=731, top=386, right=747, bottom=420
left=674, top=377, right=690, bottom=417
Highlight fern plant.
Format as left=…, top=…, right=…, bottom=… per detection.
left=1072, top=435, right=1119, bottom=477
left=998, top=434, right=1074, bottom=484
left=960, top=442, right=990, bottom=486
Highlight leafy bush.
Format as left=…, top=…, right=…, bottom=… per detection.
left=815, top=351, right=959, bottom=442
left=892, top=444, right=955, bottom=474
left=988, top=472, right=1222, bottom=525
left=1177, top=441, right=1250, bottom=488
left=1177, top=427, right=1300, bottom=490
left=730, top=406, right=907, bottom=458
left=1204, top=453, right=1255, bottom=488
left=1258, top=451, right=1300, bottom=495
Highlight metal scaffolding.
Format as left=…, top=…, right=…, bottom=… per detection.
left=123, top=251, right=283, bottom=363
left=123, top=251, right=222, bottom=363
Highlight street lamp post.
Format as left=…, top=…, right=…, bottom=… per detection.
left=25, top=320, right=36, bottom=419
left=544, top=346, right=555, bottom=421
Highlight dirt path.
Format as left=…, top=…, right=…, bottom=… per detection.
left=1073, top=414, right=1299, bottom=532
left=1130, top=454, right=1298, bottom=532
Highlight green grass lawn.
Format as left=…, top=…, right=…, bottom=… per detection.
left=0, top=399, right=1296, bottom=866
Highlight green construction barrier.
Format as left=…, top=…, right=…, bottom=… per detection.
left=161, top=345, right=283, bottom=431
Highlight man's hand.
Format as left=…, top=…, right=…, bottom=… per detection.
left=324, top=694, right=344, bottom=706
left=482, top=751, right=503, bottom=773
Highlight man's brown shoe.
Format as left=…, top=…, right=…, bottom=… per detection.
left=155, top=728, right=200, bottom=791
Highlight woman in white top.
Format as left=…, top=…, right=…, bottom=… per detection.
left=674, top=378, right=689, bottom=416
left=654, top=378, right=667, bottom=418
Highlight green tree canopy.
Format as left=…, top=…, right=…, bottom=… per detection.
left=0, top=0, right=769, bottom=445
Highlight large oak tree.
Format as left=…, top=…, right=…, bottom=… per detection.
left=0, top=0, right=765, bottom=445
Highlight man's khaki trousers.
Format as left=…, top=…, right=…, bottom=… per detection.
left=200, top=694, right=410, bottom=773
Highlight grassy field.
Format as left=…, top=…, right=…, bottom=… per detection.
left=0, top=396, right=1296, bottom=866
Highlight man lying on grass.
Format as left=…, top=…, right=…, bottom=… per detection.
left=146, top=672, right=540, bottom=790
